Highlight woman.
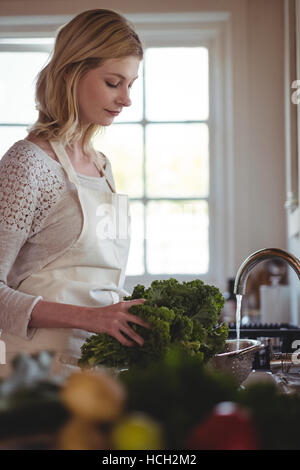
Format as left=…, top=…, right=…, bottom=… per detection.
left=0, top=9, right=150, bottom=378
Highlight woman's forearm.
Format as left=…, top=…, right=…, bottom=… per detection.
left=29, top=299, right=90, bottom=330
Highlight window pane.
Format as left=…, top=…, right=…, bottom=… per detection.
left=113, top=65, right=143, bottom=123
left=126, top=201, right=144, bottom=275
left=146, top=123, right=209, bottom=198
left=146, top=200, right=209, bottom=274
left=0, top=126, right=28, bottom=158
left=145, top=47, right=209, bottom=121
left=93, top=124, right=143, bottom=198
left=0, top=52, right=49, bottom=124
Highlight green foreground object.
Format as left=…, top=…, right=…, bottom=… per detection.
left=120, top=346, right=238, bottom=449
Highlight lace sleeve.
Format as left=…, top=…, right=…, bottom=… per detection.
left=0, top=142, right=66, bottom=236
left=0, top=156, right=38, bottom=236
left=0, top=142, right=66, bottom=339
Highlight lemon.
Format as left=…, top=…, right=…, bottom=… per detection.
left=111, top=412, right=164, bottom=450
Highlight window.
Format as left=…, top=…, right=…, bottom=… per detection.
left=0, top=13, right=232, bottom=291
left=0, top=38, right=53, bottom=155
left=95, top=47, right=210, bottom=280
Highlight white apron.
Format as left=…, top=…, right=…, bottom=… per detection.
left=0, top=140, right=130, bottom=378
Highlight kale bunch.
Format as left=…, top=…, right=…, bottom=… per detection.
left=79, top=278, right=228, bottom=369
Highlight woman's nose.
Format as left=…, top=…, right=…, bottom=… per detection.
left=117, top=87, right=132, bottom=107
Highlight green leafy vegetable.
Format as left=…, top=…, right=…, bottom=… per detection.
left=79, top=278, right=228, bottom=369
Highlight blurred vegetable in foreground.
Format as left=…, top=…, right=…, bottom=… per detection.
left=3, top=349, right=300, bottom=450
left=57, top=368, right=127, bottom=450
left=60, top=368, right=126, bottom=422
left=79, top=278, right=228, bottom=369
left=185, top=402, right=260, bottom=450
left=57, top=416, right=107, bottom=450
left=120, top=346, right=300, bottom=450
left=119, top=346, right=238, bottom=449
left=237, top=382, right=300, bottom=450
left=110, top=412, right=165, bottom=450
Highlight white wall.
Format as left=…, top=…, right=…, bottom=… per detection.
left=0, top=0, right=288, bottom=279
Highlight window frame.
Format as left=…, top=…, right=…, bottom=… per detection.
left=0, top=12, right=234, bottom=292
left=123, top=13, right=234, bottom=293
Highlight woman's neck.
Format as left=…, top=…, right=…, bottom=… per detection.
left=26, top=132, right=93, bottom=164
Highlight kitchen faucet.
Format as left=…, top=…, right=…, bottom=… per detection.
left=234, top=248, right=300, bottom=296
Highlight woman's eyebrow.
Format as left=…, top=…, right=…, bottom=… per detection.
left=106, top=72, right=139, bottom=80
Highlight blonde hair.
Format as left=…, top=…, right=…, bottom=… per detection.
left=27, top=9, right=143, bottom=154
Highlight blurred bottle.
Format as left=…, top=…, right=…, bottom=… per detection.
left=221, top=279, right=236, bottom=323
left=259, top=259, right=291, bottom=324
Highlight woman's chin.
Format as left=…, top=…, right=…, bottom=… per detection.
left=79, top=114, right=115, bottom=127
left=96, top=116, right=115, bottom=126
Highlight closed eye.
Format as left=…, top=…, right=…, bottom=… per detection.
left=106, top=81, right=119, bottom=88
left=106, top=81, right=134, bottom=90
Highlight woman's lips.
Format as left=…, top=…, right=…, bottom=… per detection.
left=105, top=109, right=120, bottom=116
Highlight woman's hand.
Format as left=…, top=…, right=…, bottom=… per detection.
left=86, top=299, right=151, bottom=347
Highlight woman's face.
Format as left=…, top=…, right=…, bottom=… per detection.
left=76, top=56, right=140, bottom=126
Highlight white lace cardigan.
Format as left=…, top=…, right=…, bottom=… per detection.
left=0, top=139, right=115, bottom=340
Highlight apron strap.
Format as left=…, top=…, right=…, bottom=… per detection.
left=49, top=140, right=79, bottom=186
left=91, top=149, right=116, bottom=193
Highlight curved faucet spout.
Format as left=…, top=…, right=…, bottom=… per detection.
left=234, top=248, right=300, bottom=296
